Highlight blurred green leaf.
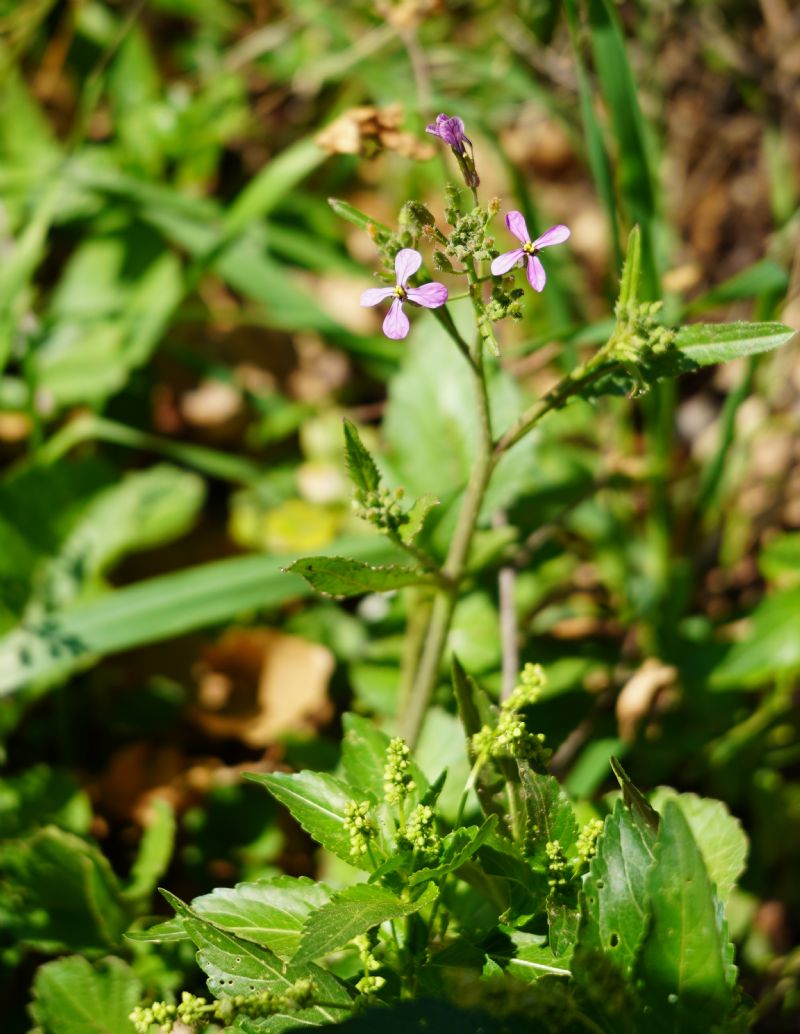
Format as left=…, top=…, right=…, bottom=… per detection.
left=122, top=800, right=176, bottom=906
left=710, top=586, right=800, bottom=689
left=29, top=955, right=141, bottom=1034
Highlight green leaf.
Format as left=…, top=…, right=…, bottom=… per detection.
left=29, top=955, right=142, bottom=1034
left=636, top=801, right=735, bottom=1032
left=649, top=790, right=747, bottom=905
left=579, top=799, right=657, bottom=976
left=399, top=493, right=439, bottom=544
left=343, top=419, right=381, bottom=494
left=246, top=770, right=373, bottom=871
left=122, top=799, right=175, bottom=904
left=295, top=882, right=437, bottom=964
left=285, top=556, right=433, bottom=598
left=0, top=826, right=129, bottom=953
left=328, top=197, right=392, bottom=237
left=408, top=818, right=498, bottom=887
left=760, top=532, right=800, bottom=586
left=519, top=767, right=579, bottom=864
left=672, top=321, right=796, bottom=368
left=0, top=534, right=398, bottom=697
left=163, top=893, right=351, bottom=1027
left=341, top=713, right=427, bottom=805
left=710, top=586, right=800, bottom=689
left=27, top=464, right=204, bottom=617
left=0, top=764, right=91, bottom=838
left=617, top=226, right=642, bottom=308
left=191, top=876, right=332, bottom=959
left=610, top=757, right=660, bottom=835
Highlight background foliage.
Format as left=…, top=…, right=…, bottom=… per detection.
left=1, top=0, right=799, bottom=1030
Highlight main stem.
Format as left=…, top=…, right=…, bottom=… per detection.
left=400, top=347, right=494, bottom=746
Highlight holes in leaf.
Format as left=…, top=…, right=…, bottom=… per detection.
left=596, top=880, right=605, bottom=889
left=609, top=933, right=619, bottom=948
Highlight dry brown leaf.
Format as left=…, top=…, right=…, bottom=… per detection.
left=616, top=659, right=678, bottom=743
left=316, top=105, right=434, bottom=160
left=192, top=628, right=335, bottom=747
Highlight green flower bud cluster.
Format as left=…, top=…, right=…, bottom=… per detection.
left=400, top=803, right=441, bottom=859
left=576, top=817, right=605, bottom=864
left=384, top=736, right=416, bottom=805
left=445, top=210, right=495, bottom=263
left=355, top=974, right=386, bottom=995
left=344, top=800, right=376, bottom=857
left=398, top=200, right=438, bottom=236
left=353, top=486, right=407, bottom=533
left=471, top=706, right=550, bottom=767
left=130, top=980, right=317, bottom=1033
left=608, top=300, right=678, bottom=396
left=545, top=839, right=568, bottom=889
left=484, top=284, right=525, bottom=322
left=353, top=932, right=381, bottom=972
left=505, top=663, right=547, bottom=711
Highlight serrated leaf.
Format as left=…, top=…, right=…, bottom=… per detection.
left=610, top=757, right=660, bottom=835
left=191, top=876, right=332, bottom=959
left=295, top=882, right=437, bottom=964
left=649, top=790, right=747, bottom=905
left=636, top=801, right=735, bottom=1032
left=29, top=955, right=142, bottom=1034
left=341, top=713, right=427, bottom=805
left=165, top=893, right=351, bottom=1027
left=284, top=557, right=432, bottom=598
left=245, top=770, right=374, bottom=871
left=673, top=321, right=796, bottom=367
left=399, top=494, right=439, bottom=544
left=579, top=798, right=657, bottom=976
left=408, top=817, right=498, bottom=887
left=342, top=420, right=381, bottom=494
left=519, top=767, right=579, bottom=863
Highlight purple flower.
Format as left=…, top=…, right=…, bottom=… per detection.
left=425, top=113, right=471, bottom=155
left=360, top=248, right=448, bottom=340
left=490, top=211, right=570, bottom=292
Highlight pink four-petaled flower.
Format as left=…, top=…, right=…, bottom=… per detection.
left=360, top=248, right=448, bottom=340
left=490, top=211, right=570, bottom=292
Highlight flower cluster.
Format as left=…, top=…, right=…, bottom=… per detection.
left=471, top=664, right=551, bottom=767
left=576, top=818, right=605, bottom=864
left=400, top=803, right=441, bottom=859
left=505, top=662, right=547, bottom=711
left=354, top=114, right=572, bottom=345
left=545, top=840, right=569, bottom=889
left=607, top=299, right=678, bottom=395
left=130, top=982, right=316, bottom=1033
left=384, top=736, right=416, bottom=805
left=344, top=800, right=376, bottom=857
left=352, top=485, right=407, bottom=534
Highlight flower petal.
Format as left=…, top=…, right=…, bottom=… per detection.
left=490, top=248, right=525, bottom=276
left=394, top=248, right=422, bottom=286
left=360, top=286, right=395, bottom=307
left=383, top=298, right=410, bottom=339
left=406, top=282, right=448, bottom=308
left=526, top=254, right=546, bottom=292
left=533, top=224, right=570, bottom=249
left=505, top=210, right=530, bottom=244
